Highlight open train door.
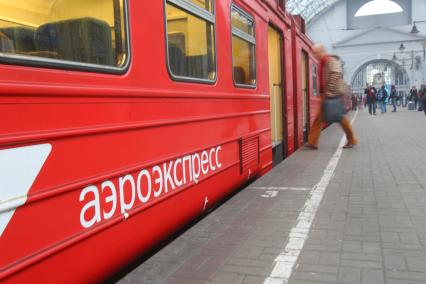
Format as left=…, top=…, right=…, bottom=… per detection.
left=301, top=51, right=310, bottom=142
left=268, top=25, right=286, bottom=166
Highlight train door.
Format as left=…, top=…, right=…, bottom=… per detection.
left=268, top=25, right=285, bottom=166
left=301, top=51, right=309, bottom=142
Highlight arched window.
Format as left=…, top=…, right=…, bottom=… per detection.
left=355, top=0, right=403, bottom=17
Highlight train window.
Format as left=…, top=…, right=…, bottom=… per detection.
left=231, top=8, right=254, bottom=35
left=312, top=64, right=318, bottom=96
left=231, top=5, right=256, bottom=87
left=0, top=0, right=129, bottom=73
left=277, top=0, right=285, bottom=10
left=188, top=0, right=214, bottom=13
left=165, top=0, right=216, bottom=82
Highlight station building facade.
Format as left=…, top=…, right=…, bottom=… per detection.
left=306, top=0, right=426, bottom=97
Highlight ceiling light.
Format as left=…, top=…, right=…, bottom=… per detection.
left=411, top=24, right=419, bottom=34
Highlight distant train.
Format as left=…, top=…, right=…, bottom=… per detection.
left=0, top=0, right=326, bottom=282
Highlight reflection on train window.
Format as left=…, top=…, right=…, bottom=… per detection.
left=188, top=0, right=213, bottom=13
left=166, top=0, right=216, bottom=82
left=0, top=0, right=128, bottom=70
left=231, top=8, right=254, bottom=36
left=231, top=5, right=256, bottom=87
left=312, top=64, right=318, bottom=96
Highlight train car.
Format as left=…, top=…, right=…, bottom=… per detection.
left=0, top=0, right=320, bottom=282
left=263, top=6, right=320, bottom=164
left=290, top=15, right=321, bottom=148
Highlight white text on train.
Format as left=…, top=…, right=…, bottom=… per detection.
left=79, top=146, right=222, bottom=228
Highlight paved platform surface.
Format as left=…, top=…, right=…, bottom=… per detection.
left=116, top=107, right=426, bottom=284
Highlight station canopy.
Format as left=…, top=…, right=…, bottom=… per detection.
left=286, top=0, right=340, bottom=23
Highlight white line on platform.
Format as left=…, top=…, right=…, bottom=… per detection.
left=253, top=187, right=311, bottom=191
left=263, top=111, right=358, bottom=284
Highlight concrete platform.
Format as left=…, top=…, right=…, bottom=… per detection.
left=114, top=107, right=426, bottom=284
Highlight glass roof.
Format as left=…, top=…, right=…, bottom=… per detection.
left=286, top=0, right=341, bottom=23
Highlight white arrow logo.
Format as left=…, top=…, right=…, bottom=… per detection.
left=0, top=144, right=52, bottom=237
left=203, top=196, right=209, bottom=211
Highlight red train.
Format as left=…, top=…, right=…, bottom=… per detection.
left=0, top=0, right=322, bottom=282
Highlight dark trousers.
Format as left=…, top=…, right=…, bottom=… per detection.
left=423, top=100, right=426, bottom=114
left=368, top=102, right=376, bottom=115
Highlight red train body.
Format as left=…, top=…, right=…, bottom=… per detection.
left=0, top=0, right=322, bottom=282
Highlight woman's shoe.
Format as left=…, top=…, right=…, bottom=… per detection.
left=305, top=143, right=318, bottom=150
left=343, top=143, right=354, bottom=149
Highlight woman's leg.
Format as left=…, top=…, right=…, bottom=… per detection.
left=308, top=111, right=324, bottom=147
left=340, top=116, right=357, bottom=145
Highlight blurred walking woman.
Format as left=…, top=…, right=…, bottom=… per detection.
left=390, top=85, right=397, bottom=112
left=305, top=45, right=357, bottom=149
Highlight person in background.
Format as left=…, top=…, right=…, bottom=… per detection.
left=363, top=92, right=367, bottom=109
left=378, top=85, right=388, bottom=114
left=390, top=85, right=397, bottom=112
left=358, top=94, right=362, bottom=110
left=365, top=83, right=377, bottom=115
left=351, top=93, right=357, bottom=110
left=410, top=86, right=419, bottom=110
left=305, top=45, right=357, bottom=150
left=420, top=85, right=426, bottom=115
left=396, top=91, right=401, bottom=106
